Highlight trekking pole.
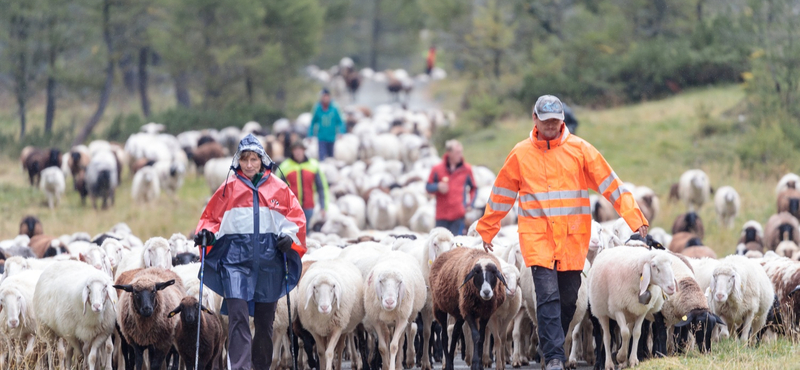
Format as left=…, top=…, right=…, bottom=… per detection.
left=284, top=251, right=298, bottom=370
left=195, top=235, right=209, bottom=370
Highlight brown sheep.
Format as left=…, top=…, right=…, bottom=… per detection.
left=67, top=147, right=91, bottom=178
left=19, top=146, right=35, bottom=170
left=761, top=257, right=800, bottom=329
left=114, top=267, right=185, bottom=370
left=18, top=215, right=43, bottom=238
left=430, top=247, right=506, bottom=370
left=169, top=296, right=224, bottom=370
left=778, top=189, right=800, bottom=220
left=681, top=245, right=717, bottom=259
left=671, top=212, right=705, bottom=239
left=668, top=183, right=680, bottom=203
left=192, top=142, right=226, bottom=171
left=668, top=232, right=702, bottom=253
left=764, top=212, right=800, bottom=250
left=23, top=147, right=61, bottom=186
left=28, top=235, right=69, bottom=258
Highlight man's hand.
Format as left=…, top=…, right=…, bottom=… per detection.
left=320, top=210, right=327, bottom=219
left=483, top=241, right=494, bottom=253
left=437, top=182, right=449, bottom=194
left=637, top=225, right=649, bottom=238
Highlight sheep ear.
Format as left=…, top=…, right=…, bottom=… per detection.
left=143, top=249, right=152, bottom=268
left=461, top=269, right=478, bottom=288
left=507, top=249, right=517, bottom=268
left=201, top=306, right=213, bottom=315
left=494, top=270, right=507, bottom=288
left=155, top=280, right=175, bottom=291
left=674, top=312, right=695, bottom=328
left=712, top=314, right=726, bottom=326
left=304, top=284, right=314, bottom=310
left=397, top=281, right=405, bottom=306
left=168, top=306, right=181, bottom=318
left=334, top=284, right=341, bottom=310
left=82, top=285, right=90, bottom=315
left=733, top=273, right=743, bottom=298
left=113, top=284, right=133, bottom=293
left=79, top=253, right=87, bottom=262
left=428, top=241, right=437, bottom=265
left=791, top=285, right=800, bottom=296
left=709, top=276, right=716, bottom=294
left=106, top=285, right=117, bottom=310
left=639, top=261, right=652, bottom=297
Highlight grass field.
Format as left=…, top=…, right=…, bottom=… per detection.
left=1, top=82, right=799, bottom=368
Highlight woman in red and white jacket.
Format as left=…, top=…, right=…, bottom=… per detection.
left=195, top=134, right=306, bottom=370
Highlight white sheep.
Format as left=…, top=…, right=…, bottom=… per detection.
left=100, top=239, right=126, bottom=271
left=85, top=149, right=119, bottom=209
left=588, top=247, right=676, bottom=369
left=302, top=245, right=344, bottom=262
left=367, top=189, right=399, bottom=230
left=78, top=245, right=114, bottom=277
left=363, top=252, right=426, bottom=370
left=1, top=256, right=58, bottom=280
left=0, top=270, right=42, bottom=368
left=334, top=134, right=360, bottom=165
left=678, top=169, right=711, bottom=211
left=393, top=186, right=428, bottom=228
left=131, top=165, right=161, bottom=204
left=297, top=259, right=365, bottom=370
left=775, top=240, right=800, bottom=259
left=39, top=166, right=65, bottom=209
left=153, top=160, right=186, bottom=199
left=337, top=194, right=367, bottom=230
left=114, top=237, right=173, bottom=280
left=707, top=255, right=774, bottom=341
left=320, top=213, right=362, bottom=239
left=204, top=156, right=234, bottom=193
left=776, top=172, right=800, bottom=196
left=34, top=260, right=117, bottom=370
left=409, top=203, right=435, bottom=234
left=714, top=186, right=741, bottom=229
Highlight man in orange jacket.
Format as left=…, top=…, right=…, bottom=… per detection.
left=477, top=95, right=648, bottom=370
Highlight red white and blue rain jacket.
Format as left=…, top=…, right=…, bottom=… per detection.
left=196, top=165, right=306, bottom=311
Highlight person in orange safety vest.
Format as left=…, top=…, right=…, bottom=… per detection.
left=476, top=95, right=648, bottom=370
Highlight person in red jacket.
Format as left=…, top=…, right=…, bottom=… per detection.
left=426, top=140, right=477, bottom=235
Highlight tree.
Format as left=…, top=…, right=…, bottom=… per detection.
left=1, top=0, right=38, bottom=139
left=465, top=0, right=516, bottom=78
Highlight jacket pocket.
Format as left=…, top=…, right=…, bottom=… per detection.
left=567, top=215, right=590, bottom=234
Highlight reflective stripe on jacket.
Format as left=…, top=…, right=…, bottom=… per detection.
left=476, top=124, right=647, bottom=271
left=279, top=157, right=329, bottom=210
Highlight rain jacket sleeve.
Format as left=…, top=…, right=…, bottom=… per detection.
left=278, top=179, right=308, bottom=253
left=308, top=103, right=320, bottom=138
left=195, top=179, right=231, bottom=253
left=582, top=142, right=648, bottom=231
left=477, top=148, right=521, bottom=244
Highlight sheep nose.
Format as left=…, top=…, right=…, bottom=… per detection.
left=715, top=293, right=725, bottom=301
left=320, top=305, right=330, bottom=313
left=8, top=319, right=19, bottom=328
left=92, top=303, right=102, bottom=312
left=480, top=289, right=493, bottom=300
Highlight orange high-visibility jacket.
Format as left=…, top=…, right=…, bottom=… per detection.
left=477, top=125, right=648, bottom=271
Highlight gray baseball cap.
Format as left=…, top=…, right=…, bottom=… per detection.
left=534, top=95, right=565, bottom=121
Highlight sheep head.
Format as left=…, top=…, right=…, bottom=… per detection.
left=369, top=270, right=404, bottom=311
left=710, top=266, right=742, bottom=303
left=83, top=277, right=117, bottom=315
left=0, top=288, right=25, bottom=329
left=500, top=262, right=521, bottom=297
left=144, top=237, right=173, bottom=270
left=114, top=279, right=175, bottom=318
left=80, top=247, right=114, bottom=277
left=168, top=296, right=212, bottom=327
left=640, top=252, right=676, bottom=301
left=673, top=308, right=725, bottom=353
left=427, top=227, right=454, bottom=265
left=462, top=259, right=506, bottom=301
left=305, top=276, right=340, bottom=315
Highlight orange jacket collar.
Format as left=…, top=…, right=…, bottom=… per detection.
left=530, top=123, right=569, bottom=149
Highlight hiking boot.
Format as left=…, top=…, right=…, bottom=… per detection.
left=545, top=358, right=565, bottom=370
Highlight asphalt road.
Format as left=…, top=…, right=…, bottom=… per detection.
left=336, top=357, right=596, bottom=370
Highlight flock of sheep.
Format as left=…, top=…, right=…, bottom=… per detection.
left=6, top=72, right=800, bottom=370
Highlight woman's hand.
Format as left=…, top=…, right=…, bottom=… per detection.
left=194, top=229, right=215, bottom=247
left=277, top=235, right=294, bottom=253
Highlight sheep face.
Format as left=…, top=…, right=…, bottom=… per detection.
left=169, top=296, right=211, bottom=327
left=2, top=259, right=29, bottom=279
left=306, top=278, right=339, bottom=315
left=0, top=290, right=25, bottom=329
left=641, top=254, right=676, bottom=297
left=102, top=240, right=125, bottom=267
left=373, top=272, right=404, bottom=311
left=83, top=278, right=116, bottom=314
left=501, top=265, right=521, bottom=297
left=80, top=248, right=113, bottom=277
left=710, top=269, right=741, bottom=303
left=463, top=260, right=507, bottom=301
left=144, top=241, right=173, bottom=270
left=428, top=228, right=455, bottom=264
left=115, top=279, right=175, bottom=318
left=674, top=308, right=724, bottom=353
left=173, top=253, right=200, bottom=266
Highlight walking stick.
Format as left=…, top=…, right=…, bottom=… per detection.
left=196, top=235, right=209, bottom=370
left=284, top=251, right=298, bottom=370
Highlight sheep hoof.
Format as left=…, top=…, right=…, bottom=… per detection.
left=565, top=360, right=577, bottom=369
left=628, top=357, right=640, bottom=368
left=511, top=359, right=522, bottom=368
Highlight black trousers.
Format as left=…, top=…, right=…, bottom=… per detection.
left=227, top=298, right=278, bottom=370
left=531, top=266, right=582, bottom=364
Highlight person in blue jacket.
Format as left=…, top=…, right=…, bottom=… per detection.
left=307, top=88, right=346, bottom=160
left=195, top=134, right=307, bottom=370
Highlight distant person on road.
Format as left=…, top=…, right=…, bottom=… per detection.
left=308, top=88, right=346, bottom=161
left=426, top=140, right=476, bottom=235
left=279, top=140, right=330, bottom=233
left=426, top=46, right=437, bottom=75
left=477, top=95, right=648, bottom=370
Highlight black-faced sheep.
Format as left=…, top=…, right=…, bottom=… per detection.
left=736, top=220, right=764, bottom=255
left=764, top=212, right=800, bottom=250
left=430, top=247, right=506, bottom=370
left=18, top=215, right=43, bottom=238
left=169, top=296, right=224, bottom=370
left=23, top=147, right=61, bottom=186
left=671, top=212, right=705, bottom=239
left=28, top=235, right=69, bottom=258
left=86, top=150, right=119, bottom=210
left=668, top=232, right=702, bottom=254
left=777, top=188, right=800, bottom=220
left=114, top=267, right=184, bottom=370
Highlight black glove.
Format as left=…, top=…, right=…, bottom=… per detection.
left=276, top=234, right=293, bottom=253
left=194, top=229, right=216, bottom=247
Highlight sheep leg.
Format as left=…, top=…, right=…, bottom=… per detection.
left=613, top=312, right=631, bottom=366
left=448, top=318, right=465, bottom=370
left=596, top=315, right=614, bottom=370
left=324, top=328, right=343, bottom=370
left=132, top=343, right=146, bottom=370
left=627, top=315, right=647, bottom=368
left=567, top=320, right=581, bottom=369
left=482, top=319, right=494, bottom=369
left=465, top=316, right=487, bottom=370
left=374, top=323, right=391, bottom=370
left=404, top=321, right=418, bottom=369
left=389, top=320, right=409, bottom=370
left=510, top=310, right=524, bottom=368
left=335, top=335, right=347, bottom=370
left=740, top=311, right=756, bottom=343
left=148, top=346, right=168, bottom=370
left=272, top=325, right=285, bottom=369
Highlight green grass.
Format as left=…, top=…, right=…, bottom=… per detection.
left=637, top=338, right=800, bottom=369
